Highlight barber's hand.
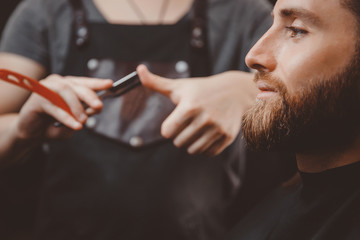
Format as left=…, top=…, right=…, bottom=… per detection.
left=137, top=64, right=258, bottom=156
left=15, top=74, right=113, bottom=141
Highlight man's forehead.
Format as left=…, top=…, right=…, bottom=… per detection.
left=274, top=0, right=352, bottom=26
left=275, top=0, right=343, bottom=8
left=273, top=8, right=321, bottom=26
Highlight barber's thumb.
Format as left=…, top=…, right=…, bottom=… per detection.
left=137, top=64, right=175, bottom=97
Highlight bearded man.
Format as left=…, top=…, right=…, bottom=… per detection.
left=132, top=0, right=360, bottom=237
left=224, top=0, right=360, bottom=239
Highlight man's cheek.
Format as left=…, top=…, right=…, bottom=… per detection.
left=277, top=52, right=319, bottom=95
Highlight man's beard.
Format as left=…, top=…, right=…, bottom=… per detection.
left=242, top=57, right=360, bottom=154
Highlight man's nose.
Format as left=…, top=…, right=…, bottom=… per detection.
left=245, top=29, right=276, bottom=72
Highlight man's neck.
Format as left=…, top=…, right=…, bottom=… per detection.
left=297, top=136, right=360, bottom=173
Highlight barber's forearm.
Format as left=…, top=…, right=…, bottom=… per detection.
left=0, top=114, right=40, bottom=168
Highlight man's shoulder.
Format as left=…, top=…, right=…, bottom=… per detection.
left=225, top=184, right=299, bottom=240
left=225, top=182, right=360, bottom=240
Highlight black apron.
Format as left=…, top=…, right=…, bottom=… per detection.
left=34, top=1, right=243, bottom=240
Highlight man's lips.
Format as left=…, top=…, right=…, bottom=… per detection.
left=256, top=81, right=278, bottom=99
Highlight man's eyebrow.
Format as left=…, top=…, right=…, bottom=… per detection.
left=279, top=8, right=321, bottom=26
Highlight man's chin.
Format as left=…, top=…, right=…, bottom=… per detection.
left=242, top=102, right=288, bottom=152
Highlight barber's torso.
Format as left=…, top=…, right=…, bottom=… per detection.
left=34, top=1, right=243, bottom=240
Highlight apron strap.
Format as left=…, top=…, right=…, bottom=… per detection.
left=191, top=0, right=208, bottom=49
left=190, top=0, right=211, bottom=76
left=69, top=0, right=89, bottom=47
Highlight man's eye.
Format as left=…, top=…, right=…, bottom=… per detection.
left=285, top=26, right=308, bottom=38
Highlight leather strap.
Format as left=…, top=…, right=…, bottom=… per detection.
left=190, top=0, right=211, bottom=76
left=69, top=0, right=89, bottom=47
left=0, top=69, right=73, bottom=116
left=191, top=0, right=208, bottom=49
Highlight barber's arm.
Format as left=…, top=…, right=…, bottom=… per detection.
left=137, top=64, right=258, bottom=156
left=0, top=53, right=113, bottom=167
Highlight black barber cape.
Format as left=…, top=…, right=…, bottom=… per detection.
left=226, top=161, right=360, bottom=240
